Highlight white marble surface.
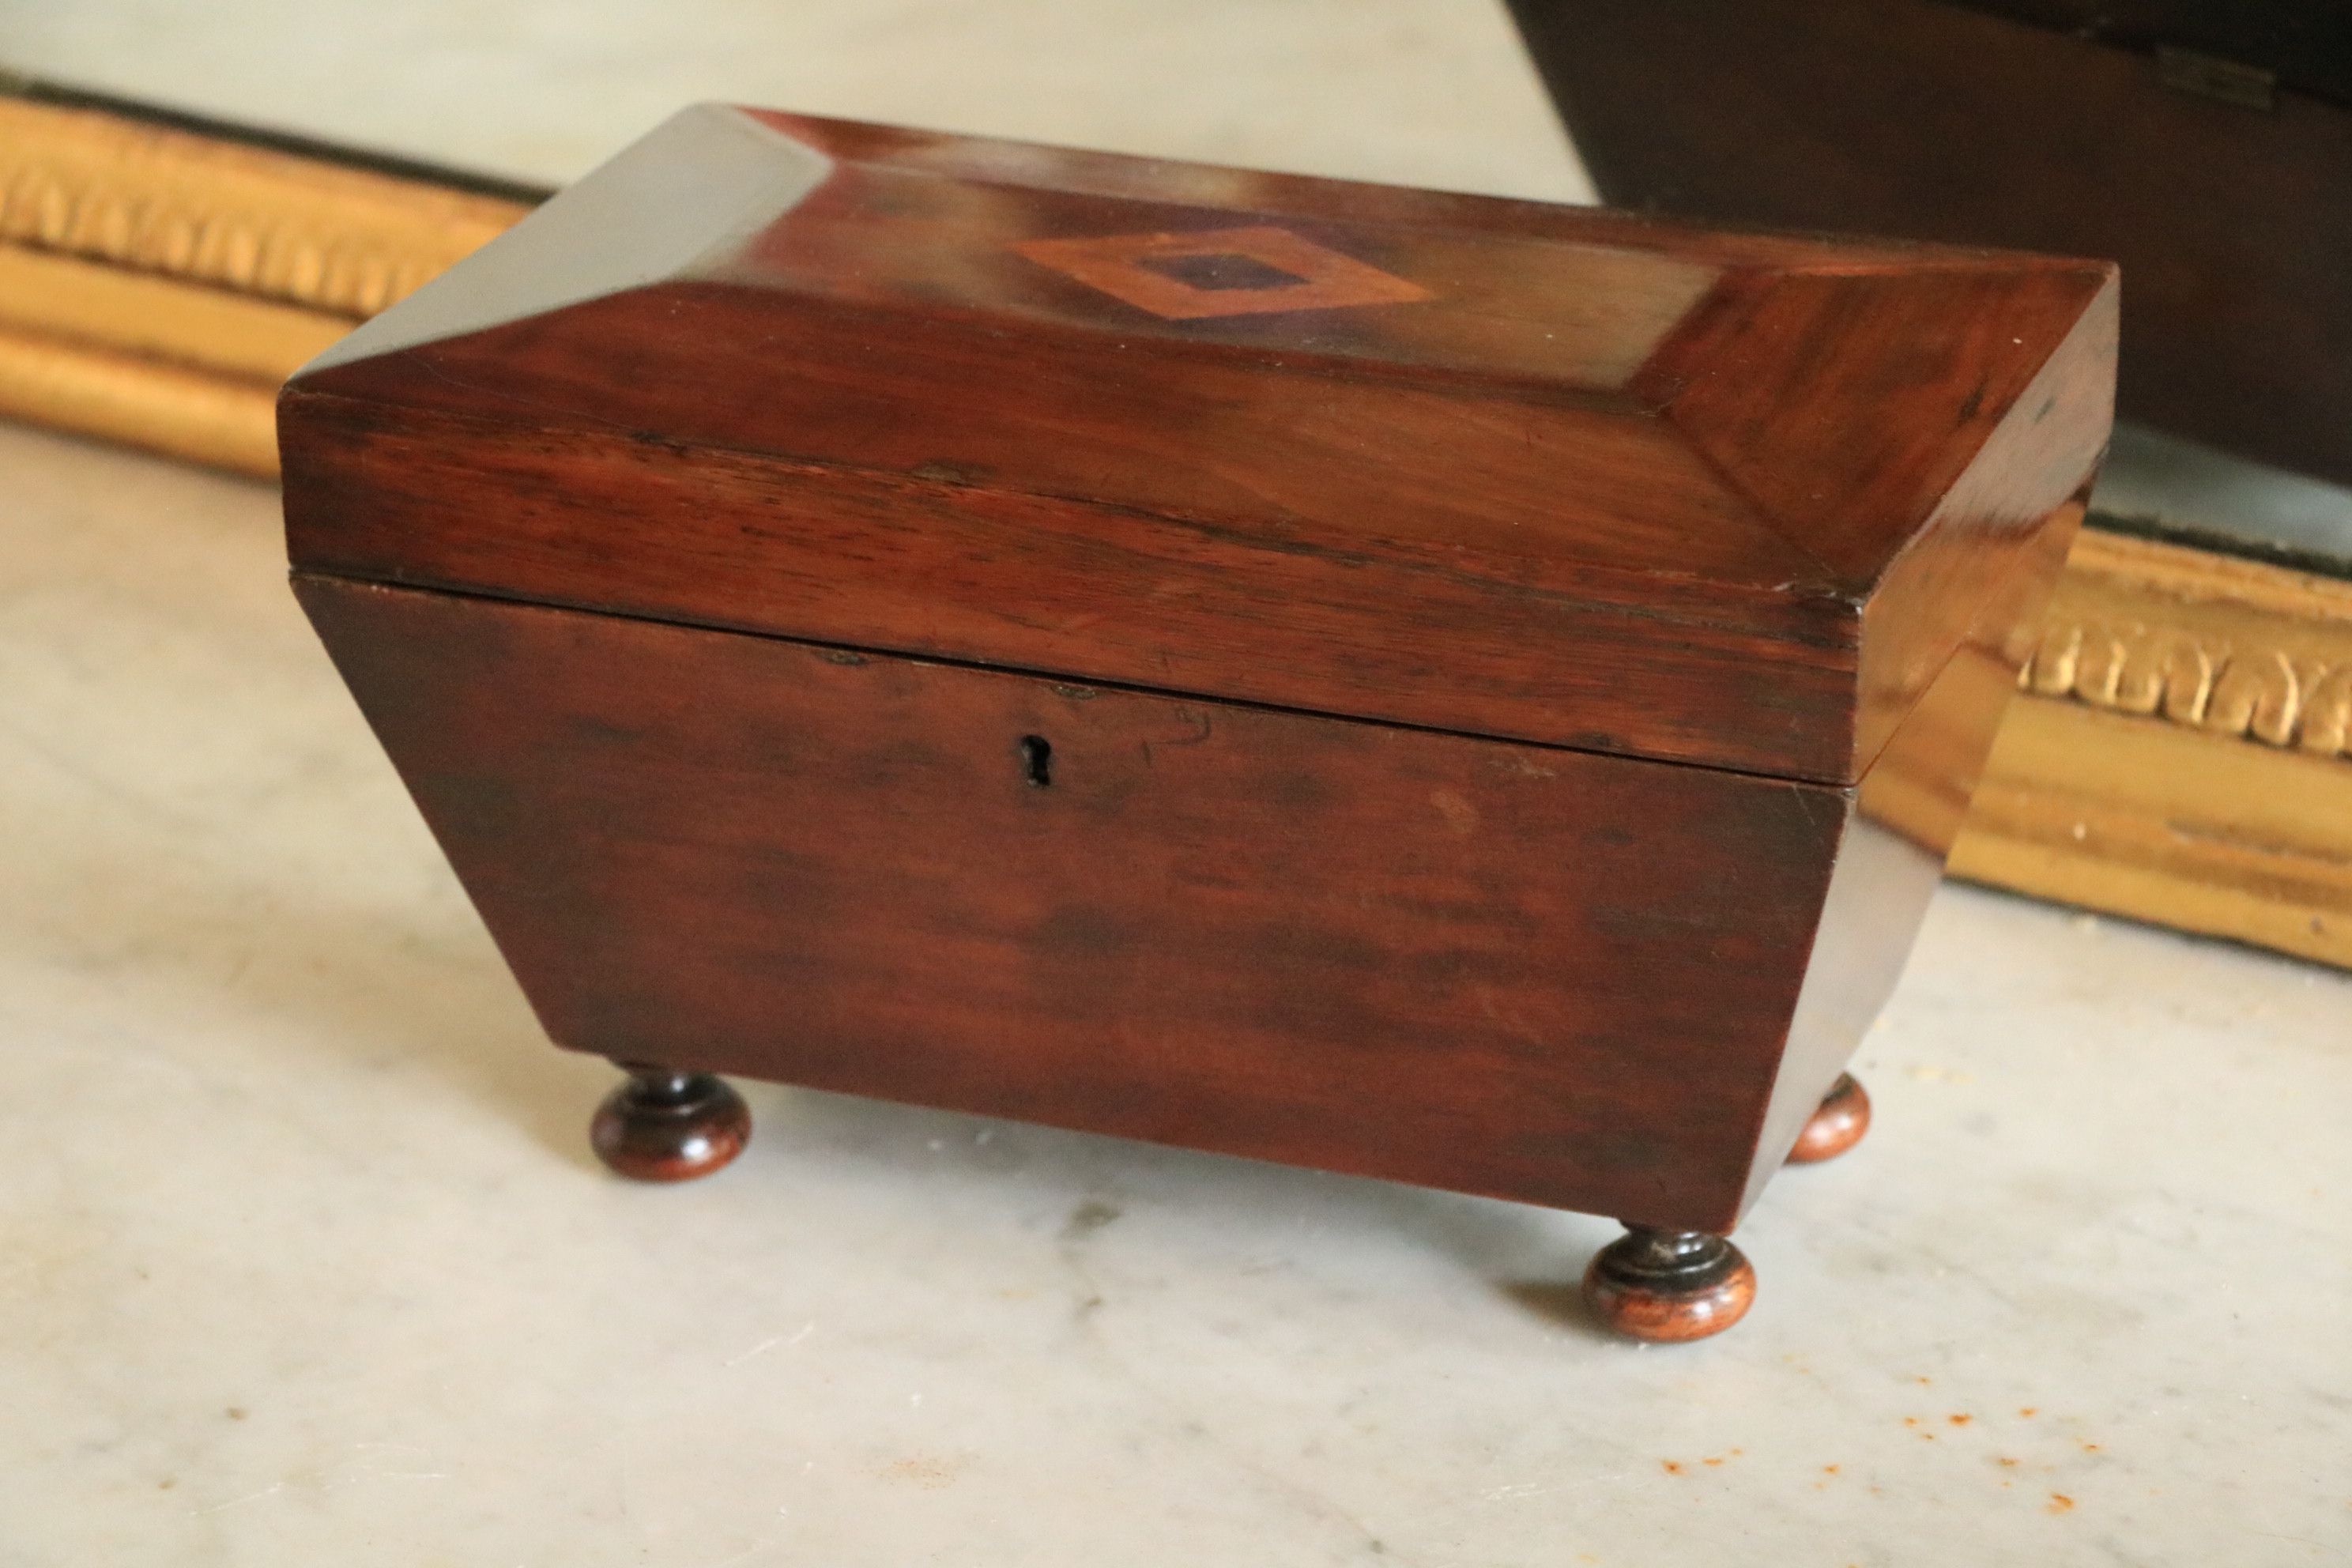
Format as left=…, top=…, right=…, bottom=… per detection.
left=4, top=424, right=2350, bottom=1565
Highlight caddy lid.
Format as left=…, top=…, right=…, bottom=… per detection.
left=283, top=104, right=2115, bottom=785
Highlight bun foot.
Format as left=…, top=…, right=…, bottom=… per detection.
left=1788, top=1072, right=1871, bottom=1164
left=591, top=1065, right=751, bottom=1182
left=1583, top=1226, right=1756, bottom=1342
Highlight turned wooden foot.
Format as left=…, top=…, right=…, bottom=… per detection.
left=1787, top=1072, right=1871, bottom=1164
left=590, top=1064, right=751, bottom=1181
left=1583, top=1226, right=1755, bottom=1341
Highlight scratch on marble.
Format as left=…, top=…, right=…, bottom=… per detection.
left=726, top=1321, right=816, bottom=1366
left=2250, top=1532, right=2337, bottom=1552
left=1476, top=1476, right=1628, bottom=1504
left=190, top=1483, right=286, bottom=1515
left=1482, top=1481, right=1553, bottom=1501
left=1389, top=1469, right=1631, bottom=1530
left=317, top=1468, right=451, bottom=1492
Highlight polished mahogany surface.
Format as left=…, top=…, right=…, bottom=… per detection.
left=1582, top=1227, right=1757, bottom=1341
left=589, top=1069, right=752, bottom=1182
left=283, top=105, right=2113, bottom=786
left=297, top=572, right=1850, bottom=1231
left=1786, top=1072, right=1872, bottom=1163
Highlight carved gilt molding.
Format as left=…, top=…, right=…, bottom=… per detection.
left=1951, top=530, right=2352, bottom=968
left=0, top=96, right=529, bottom=318
left=2013, top=529, right=2352, bottom=758
left=0, top=91, right=533, bottom=475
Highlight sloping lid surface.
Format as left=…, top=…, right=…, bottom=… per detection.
left=285, top=105, right=2115, bottom=783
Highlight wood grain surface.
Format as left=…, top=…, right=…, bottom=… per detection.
left=297, top=571, right=1860, bottom=1231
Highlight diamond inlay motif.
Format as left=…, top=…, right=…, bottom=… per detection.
left=1014, top=225, right=1433, bottom=320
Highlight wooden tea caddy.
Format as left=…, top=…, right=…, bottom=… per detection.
left=280, top=107, right=2115, bottom=1340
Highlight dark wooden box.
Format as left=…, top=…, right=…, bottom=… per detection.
left=281, top=107, right=2114, bottom=1337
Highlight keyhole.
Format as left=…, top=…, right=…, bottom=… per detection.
left=1019, top=734, right=1054, bottom=788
